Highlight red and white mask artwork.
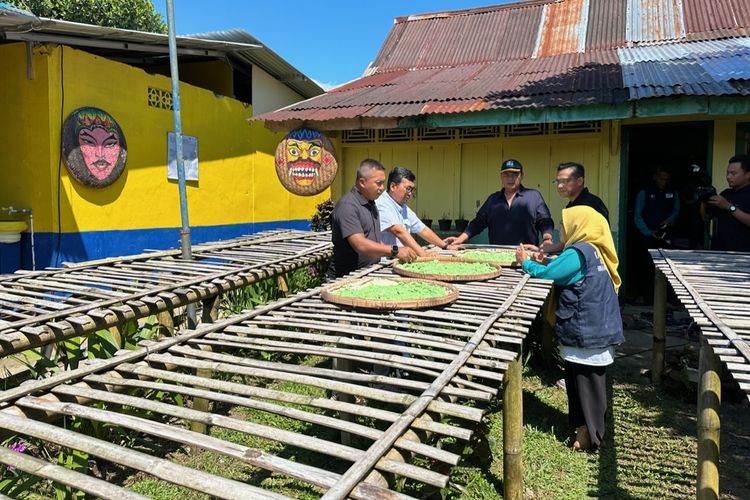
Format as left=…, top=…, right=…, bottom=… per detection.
left=274, top=128, right=337, bottom=196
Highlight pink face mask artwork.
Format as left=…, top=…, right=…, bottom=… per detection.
left=63, top=107, right=128, bottom=188
left=78, top=127, right=121, bottom=180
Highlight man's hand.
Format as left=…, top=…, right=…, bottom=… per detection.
left=707, top=195, right=730, bottom=210
left=443, top=236, right=459, bottom=245
left=523, top=243, right=539, bottom=251
left=515, top=244, right=528, bottom=264
left=446, top=244, right=464, bottom=251
left=396, top=247, right=417, bottom=263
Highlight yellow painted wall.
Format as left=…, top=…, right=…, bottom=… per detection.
left=0, top=44, right=56, bottom=229
left=0, top=42, right=327, bottom=236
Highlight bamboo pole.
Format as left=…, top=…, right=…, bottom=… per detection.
left=0, top=411, right=285, bottom=500
left=0, top=446, right=148, bottom=500
left=697, top=340, right=721, bottom=500
left=503, top=355, right=523, bottom=500
left=652, top=269, right=667, bottom=384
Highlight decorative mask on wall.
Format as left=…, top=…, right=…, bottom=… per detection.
left=274, top=128, right=337, bottom=196
left=62, top=107, right=127, bottom=188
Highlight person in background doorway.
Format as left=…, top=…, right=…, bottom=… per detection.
left=328, top=159, right=417, bottom=279
left=516, top=206, right=623, bottom=451
left=446, top=159, right=554, bottom=247
left=634, top=167, right=680, bottom=243
left=706, top=154, right=750, bottom=251
left=376, top=167, right=462, bottom=255
left=632, top=167, right=680, bottom=302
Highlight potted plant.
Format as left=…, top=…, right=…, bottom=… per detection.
left=438, top=212, right=452, bottom=231
left=454, top=213, right=469, bottom=233
left=420, top=213, right=433, bottom=228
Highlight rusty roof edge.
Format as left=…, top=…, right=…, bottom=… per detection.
left=395, top=0, right=558, bottom=24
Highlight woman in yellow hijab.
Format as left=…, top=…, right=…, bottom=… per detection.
left=517, top=205, right=623, bottom=451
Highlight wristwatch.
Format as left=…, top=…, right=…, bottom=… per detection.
left=729, top=204, right=737, bottom=213
left=390, top=244, right=399, bottom=257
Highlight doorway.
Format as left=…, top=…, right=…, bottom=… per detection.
left=620, top=121, right=712, bottom=300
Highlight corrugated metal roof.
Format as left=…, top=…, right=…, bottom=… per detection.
left=619, top=38, right=750, bottom=98
left=0, top=12, right=323, bottom=99
left=258, top=0, right=750, bottom=127
left=682, top=0, right=750, bottom=38
left=626, top=0, right=684, bottom=44
left=370, top=1, right=544, bottom=72
left=534, top=0, right=588, bottom=57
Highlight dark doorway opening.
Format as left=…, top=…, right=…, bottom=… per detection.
left=621, top=122, right=712, bottom=300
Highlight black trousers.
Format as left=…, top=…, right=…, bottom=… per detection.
left=564, top=361, right=608, bottom=448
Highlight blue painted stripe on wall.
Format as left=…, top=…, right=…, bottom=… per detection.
left=20, top=220, right=312, bottom=269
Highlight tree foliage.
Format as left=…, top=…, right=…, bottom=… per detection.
left=8, top=0, right=166, bottom=33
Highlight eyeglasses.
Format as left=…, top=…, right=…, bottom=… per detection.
left=553, top=177, right=576, bottom=185
left=404, top=185, right=416, bottom=194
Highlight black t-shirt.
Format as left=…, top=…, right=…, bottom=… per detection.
left=566, top=187, right=609, bottom=222
left=711, top=184, right=750, bottom=251
left=329, top=188, right=382, bottom=278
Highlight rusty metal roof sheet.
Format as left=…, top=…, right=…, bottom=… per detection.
left=257, top=0, right=750, bottom=126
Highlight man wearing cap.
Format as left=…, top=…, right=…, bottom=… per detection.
left=328, top=158, right=417, bottom=279
left=447, top=159, right=554, bottom=246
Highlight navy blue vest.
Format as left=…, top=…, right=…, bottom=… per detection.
left=642, top=185, right=677, bottom=230
left=555, top=242, right=624, bottom=348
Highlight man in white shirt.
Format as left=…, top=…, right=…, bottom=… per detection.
left=376, top=167, right=460, bottom=255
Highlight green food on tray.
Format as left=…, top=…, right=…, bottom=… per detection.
left=334, top=280, right=449, bottom=300
left=397, top=260, right=496, bottom=275
left=460, top=250, right=516, bottom=263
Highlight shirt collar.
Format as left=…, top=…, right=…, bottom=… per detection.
left=385, top=191, right=404, bottom=208
left=352, top=186, right=374, bottom=206
left=501, top=185, right=526, bottom=196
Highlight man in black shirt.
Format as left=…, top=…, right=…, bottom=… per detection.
left=540, top=162, right=609, bottom=253
left=707, top=154, right=750, bottom=252
left=448, top=159, right=554, bottom=246
left=558, top=162, right=609, bottom=221
left=328, top=158, right=416, bottom=278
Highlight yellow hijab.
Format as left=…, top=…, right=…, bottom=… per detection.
left=562, top=205, right=621, bottom=292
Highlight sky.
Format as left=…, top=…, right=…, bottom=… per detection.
left=155, top=1, right=517, bottom=89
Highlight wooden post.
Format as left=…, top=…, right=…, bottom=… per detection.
left=503, top=356, right=523, bottom=500
left=331, top=357, right=353, bottom=447
left=277, top=275, right=289, bottom=298
left=155, top=311, right=175, bottom=337
left=697, top=340, right=721, bottom=500
left=652, top=269, right=667, bottom=384
left=190, top=296, right=219, bottom=437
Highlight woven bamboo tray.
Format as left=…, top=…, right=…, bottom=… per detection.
left=455, top=249, right=519, bottom=267
left=321, top=276, right=459, bottom=310
left=392, top=256, right=503, bottom=282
